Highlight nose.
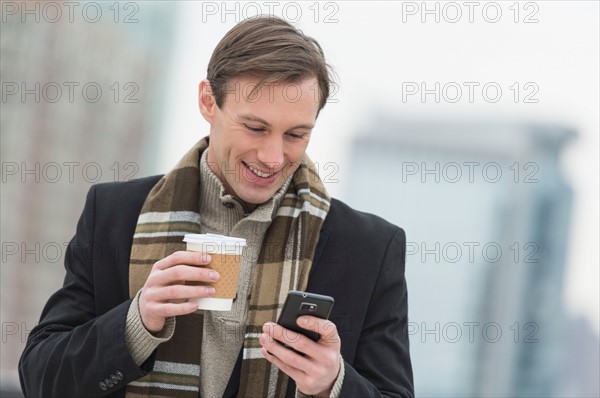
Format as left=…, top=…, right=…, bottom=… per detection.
left=256, top=134, right=285, bottom=171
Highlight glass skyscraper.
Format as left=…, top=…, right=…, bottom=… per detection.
left=1, top=3, right=178, bottom=393
left=345, top=117, right=585, bottom=396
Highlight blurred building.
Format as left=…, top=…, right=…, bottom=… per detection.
left=558, top=316, right=600, bottom=397
left=1, top=3, right=179, bottom=393
left=344, top=117, right=597, bottom=396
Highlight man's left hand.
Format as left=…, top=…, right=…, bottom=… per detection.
left=260, top=317, right=341, bottom=397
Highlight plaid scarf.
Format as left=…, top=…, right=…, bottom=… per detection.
left=125, top=137, right=330, bottom=397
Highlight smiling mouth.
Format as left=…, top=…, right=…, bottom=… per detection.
left=243, top=162, right=277, bottom=179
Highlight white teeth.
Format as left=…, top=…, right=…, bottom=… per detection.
left=247, top=164, right=273, bottom=178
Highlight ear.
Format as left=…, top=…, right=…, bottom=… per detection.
left=198, top=79, right=217, bottom=124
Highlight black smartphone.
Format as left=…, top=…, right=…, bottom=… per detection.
left=276, top=290, right=334, bottom=342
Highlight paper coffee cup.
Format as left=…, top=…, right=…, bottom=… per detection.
left=183, top=233, right=246, bottom=311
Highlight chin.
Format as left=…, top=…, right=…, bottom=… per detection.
left=239, top=188, right=277, bottom=206
left=242, top=193, right=273, bottom=206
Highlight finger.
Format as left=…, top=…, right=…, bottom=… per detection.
left=259, top=333, right=311, bottom=374
left=263, top=323, right=315, bottom=361
left=263, top=322, right=310, bottom=352
left=151, top=301, right=199, bottom=318
left=265, top=322, right=339, bottom=366
left=151, top=284, right=216, bottom=302
left=152, top=264, right=219, bottom=286
left=261, top=324, right=340, bottom=393
left=296, top=316, right=340, bottom=346
left=153, top=251, right=212, bottom=271
left=261, top=346, right=307, bottom=384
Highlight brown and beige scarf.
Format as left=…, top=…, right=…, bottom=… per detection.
left=125, top=137, right=330, bottom=397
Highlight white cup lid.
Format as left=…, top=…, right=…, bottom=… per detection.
left=184, top=233, right=246, bottom=246
left=190, top=297, right=233, bottom=311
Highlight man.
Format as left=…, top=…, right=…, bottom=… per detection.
left=19, top=16, right=413, bottom=398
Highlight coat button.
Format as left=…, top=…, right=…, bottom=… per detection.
left=115, top=370, right=124, bottom=380
left=98, top=381, right=108, bottom=391
left=223, top=202, right=234, bottom=209
left=110, top=374, right=119, bottom=384
left=105, top=378, right=114, bottom=388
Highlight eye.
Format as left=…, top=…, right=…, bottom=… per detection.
left=286, top=132, right=306, bottom=139
left=244, top=124, right=265, bottom=132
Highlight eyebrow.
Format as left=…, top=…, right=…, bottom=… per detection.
left=238, top=114, right=314, bottom=130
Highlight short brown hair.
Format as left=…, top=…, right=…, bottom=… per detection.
left=206, top=16, right=334, bottom=113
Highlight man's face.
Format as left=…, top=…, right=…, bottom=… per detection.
left=199, top=76, right=320, bottom=208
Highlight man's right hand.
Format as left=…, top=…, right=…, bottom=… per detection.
left=138, top=251, right=219, bottom=333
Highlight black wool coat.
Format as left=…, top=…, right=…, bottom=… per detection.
left=19, top=175, right=414, bottom=398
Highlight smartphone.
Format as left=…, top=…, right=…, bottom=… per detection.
left=276, top=290, right=334, bottom=342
